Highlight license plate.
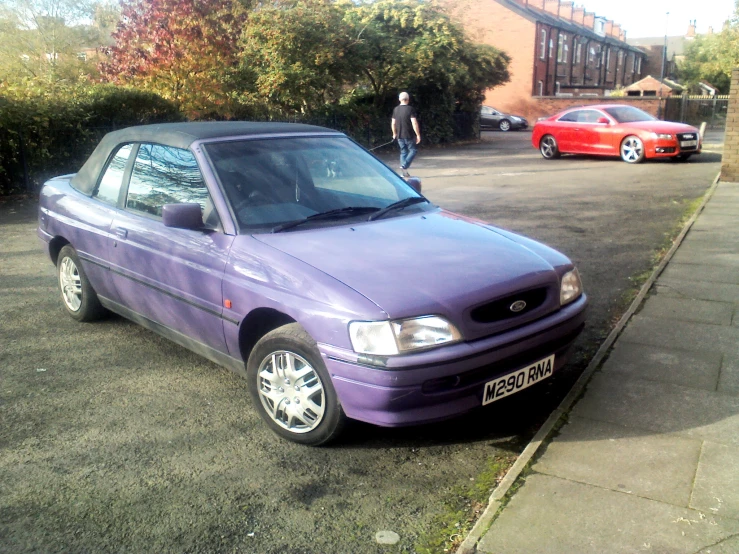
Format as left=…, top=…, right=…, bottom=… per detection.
left=482, top=355, right=555, bottom=405
left=680, top=140, right=698, bottom=147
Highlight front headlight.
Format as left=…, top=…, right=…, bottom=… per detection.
left=652, top=132, right=673, bottom=140
left=349, top=315, right=462, bottom=355
left=560, top=269, right=583, bottom=306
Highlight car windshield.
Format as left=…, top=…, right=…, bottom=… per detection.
left=603, top=106, right=656, bottom=123
left=203, top=136, right=425, bottom=232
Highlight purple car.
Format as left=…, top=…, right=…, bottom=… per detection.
left=38, top=122, right=587, bottom=445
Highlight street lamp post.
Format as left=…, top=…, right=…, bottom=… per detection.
left=658, top=11, right=669, bottom=119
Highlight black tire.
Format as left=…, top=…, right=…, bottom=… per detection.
left=620, top=135, right=645, bottom=164
left=539, top=135, right=560, bottom=159
left=247, top=323, right=346, bottom=446
left=57, top=245, right=106, bottom=322
left=499, top=119, right=511, bottom=132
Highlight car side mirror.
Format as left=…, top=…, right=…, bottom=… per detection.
left=406, top=177, right=422, bottom=193
left=162, top=203, right=204, bottom=230
left=596, top=117, right=610, bottom=125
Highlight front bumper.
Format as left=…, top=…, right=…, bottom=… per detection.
left=320, top=294, right=587, bottom=427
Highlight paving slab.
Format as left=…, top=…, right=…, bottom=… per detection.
left=670, top=243, right=739, bottom=268
left=534, top=416, right=702, bottom=506
left=659, top=263, right=739, bottom=286
left=477, top=474, right=739, bottom=554
left=637, top=295, right=734, bottom=326
left=696, top=535, right=739, bottom=553
left=600, top=341, right=721, bottom=391
left=691, top=442, right=739, bottom=520
left=572, top=373, right=739, bottom=446
left=690, top=216, right=739, bottom=232
left=618, top=316, right=739, bottom=393
left=655, top=280, right=739, bottom=304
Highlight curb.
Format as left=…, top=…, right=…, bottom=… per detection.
left=456, top=171, right=722, bottom=554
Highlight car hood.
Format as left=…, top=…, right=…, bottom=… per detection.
left=254, top=210, right=563, bottom=336
left=617, top=120, right=700, bottom=135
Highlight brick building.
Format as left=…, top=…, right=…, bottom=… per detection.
left=442, top=0, right=649, bottom=118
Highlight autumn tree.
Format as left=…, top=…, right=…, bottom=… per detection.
left=100, top=0, right=246, bottom=117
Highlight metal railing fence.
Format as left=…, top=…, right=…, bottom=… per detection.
left=663, top=95, right=729, bottom=130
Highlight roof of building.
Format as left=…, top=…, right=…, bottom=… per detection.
left=493, top=0, right=645, bottom=54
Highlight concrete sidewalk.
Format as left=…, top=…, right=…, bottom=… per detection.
left=472, top=179, right=739, bottom=553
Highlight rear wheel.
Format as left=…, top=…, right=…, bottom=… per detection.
left=57, top=245, right=106, bottom=321
left=499, top=119, right=511, bottom=132
left=620, top=135, right=645, bottom=163
left=247, top=323, right=346, bottom=446
left=539, top=135, right=560, bottom=159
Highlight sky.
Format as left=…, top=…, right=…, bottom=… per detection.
left=579, top=0, right=735, bottom=38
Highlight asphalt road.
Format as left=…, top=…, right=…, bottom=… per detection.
left=0, top=133, right=722, bottom=554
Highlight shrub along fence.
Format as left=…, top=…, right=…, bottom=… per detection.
left=1, top=96, right=480, bottom=196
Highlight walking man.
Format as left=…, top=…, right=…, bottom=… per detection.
left=391, top=92, right=421, bottom=178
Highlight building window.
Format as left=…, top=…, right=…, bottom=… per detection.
left=588, top=47, right=595, bottom=63
left=555, top=82, right=561, bottom=95
left=617, top=51, right=623, bottom=67
left=538, top=80, right=544, bottom=96
left=576, top=43, right=582, bottom=64
left=637, top=57, right=642, bottom=73
left=549, top=39, right=554, bottom=59
left=540, top=30, right=547, bottom=60
left=606, top=49, right=611, bottom=72
left=557, top=34, right=565, bottom=62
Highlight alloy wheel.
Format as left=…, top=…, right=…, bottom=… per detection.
left=257, top=350, right=325, bottom=433
left=621, top=136, right=644, bottom=163
left=59, top=256, right=82, bottom=312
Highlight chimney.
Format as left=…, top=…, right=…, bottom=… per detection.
left=612, top=23, right=621, bottom=39
left=687, top=20, right=696, bottom=37
left=560, top=1, right=573, bottom=20
left=605, top=20, right=614, bottom=36
left=528, top=0, right=545, bottom=8
left=620, top=29, right=626, bottom=41
left=543, top=0, right=560, bottom=16
left=583, top=11, right=595, bottom=30
left=573, top=6, right=585, bottom=24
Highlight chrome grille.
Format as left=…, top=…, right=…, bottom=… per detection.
left=470, top=288, right=548, bottom=324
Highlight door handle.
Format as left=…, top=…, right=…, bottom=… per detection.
left=115, top=228, right=128, bottom=238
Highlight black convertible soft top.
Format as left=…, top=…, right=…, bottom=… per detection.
left=70, top=121, right=341, bottom=195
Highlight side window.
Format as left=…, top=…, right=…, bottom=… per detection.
left=126, top=144, right=217, bottom=227
left=558, top=111, right=581, bottom=122
left=481, top=107, right=493, bottom=116
left=94, top=144, right=133, bottom=205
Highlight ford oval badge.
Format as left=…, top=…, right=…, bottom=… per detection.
left=510, top=300, right=527, bottom=313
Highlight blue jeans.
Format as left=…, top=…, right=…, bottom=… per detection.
left=397, top=138, right=418, bottom=169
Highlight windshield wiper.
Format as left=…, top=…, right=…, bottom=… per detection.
left=368, top=196, right=428, bottom=221
left=272, top=206, right=379, bottom=233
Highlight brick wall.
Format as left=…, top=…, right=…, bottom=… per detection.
left=720, top=69, right=739, bottom=181
left=510, top=96, right=661, bottom=122
left=440, top=0, right=536, bottom=115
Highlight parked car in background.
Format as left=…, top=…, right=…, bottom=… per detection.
left=480, top=106, right=529, bottom=131
left=38, top=122, right=587, bottom=446
left=532, top=104, right=702, bottom=163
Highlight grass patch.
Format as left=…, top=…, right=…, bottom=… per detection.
left=413, top=453, right=515, bottom=554
left=615, top=195, right=704, bottom=319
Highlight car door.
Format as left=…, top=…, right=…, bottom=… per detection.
left=480, top=107, right=500, bottom=130
left=62, top=143, right=135, bottom=304
left=553, top=110, right=582, bottom=152
left=108, top=143, right=235, bottom=353
left=575, top=109, right=614, bottom=154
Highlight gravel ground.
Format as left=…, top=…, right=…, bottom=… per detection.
left=0, top=136, right=722, bottom=553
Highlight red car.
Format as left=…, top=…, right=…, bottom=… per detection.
left=532, top=104, right=702, bottom=164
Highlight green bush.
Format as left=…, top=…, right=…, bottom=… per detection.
left=0, top=84, right=182, bottom=195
